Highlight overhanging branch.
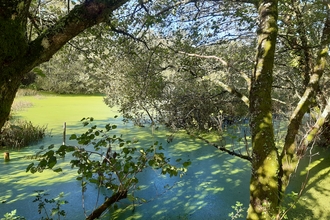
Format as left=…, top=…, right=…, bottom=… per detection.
left=187, top=132, right=252, bottom=162
left=297, top=99, right=330, bottom=157
left=25, top=0, right=128, bottom=72
left=176, top=50, right=250, bottom=107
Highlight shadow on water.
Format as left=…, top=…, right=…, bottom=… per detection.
left=0, top=94, right=252, bottom=219
left=0, top=95, right=121, bottom=219
left=2, top=94, right=330, bottom=219
left=286, top=147, right=330, bottom=220
left=104, top=130, right=251, bottom=220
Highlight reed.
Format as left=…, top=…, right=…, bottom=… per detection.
left=0, top=120, right=47, bottom=149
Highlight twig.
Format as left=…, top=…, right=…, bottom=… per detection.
left=279, top=141, right=318, bottom=219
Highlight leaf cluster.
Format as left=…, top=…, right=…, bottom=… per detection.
left=26, top=117, right=190, bottom=209
left=32, top=190, right=68, bottom=220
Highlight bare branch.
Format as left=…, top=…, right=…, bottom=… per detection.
left=272, top=98, right=286, bottom=105
left=178, top=50, right=228, bottom=65
left=297, top=99, right=330, bottom=158
left=216, top=81, right=250, bottom=107
left=187, top=132, right=252, bottom=162
left=86, top=190, right=128, bottom=220
left=176, top=50, right=250, bottom=107
left=154, top=0, right=195, bottom=17
left=108, top=23, right=149, bottom=49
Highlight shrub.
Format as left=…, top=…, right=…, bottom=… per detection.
left=0, top=120, right=47, bottom=149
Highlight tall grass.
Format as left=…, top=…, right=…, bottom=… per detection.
left=0, top=120, right=47, bottom=149
left=11, top=100, right=33, bottom=112
left=0, top=89, right=48, bottom=149
left=16, top=88, right=39, bottom=97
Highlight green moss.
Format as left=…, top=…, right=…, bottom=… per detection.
left=0, top=20, right=27, bottom=60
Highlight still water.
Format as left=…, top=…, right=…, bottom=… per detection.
left=0, top=94, right=329, bottom=219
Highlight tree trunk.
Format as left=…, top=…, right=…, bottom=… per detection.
left=0, top=0, right=128, bottom=131
left=0, top=3, right=30, bottom=129
left=0, top=74, right=23, bottom=129
left=247, top=0, right=279, bottom=219
left=4, top=152, right=10, bottom=161
left=278, top=7, right=330, bottom=201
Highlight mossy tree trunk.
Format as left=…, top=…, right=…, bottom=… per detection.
left=0, top=1, right=30, bottom=129
left=247, top=2, right=330, bottom=218
left=279, top=7, right=330, bottom=197
left=0, top=0, right=128, bottom=130
left=247, top=0, right=279, bottom=219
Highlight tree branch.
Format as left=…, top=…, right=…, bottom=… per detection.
left=24, top=0, right=128, bottom=72
left=216, top=80, right=250, bottom=107
left=297, top=99, right=330, bottom=157
left=279, top=6, right=330, bottom=192
left=176, top=50, right=250, bottom=107
left=187, top=132, right=252, bottom=162
left=86, top=190, right=128, bottom=220
left=108, top=23, right=149, bottom=49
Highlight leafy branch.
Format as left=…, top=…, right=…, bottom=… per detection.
left=26, top=117, right=190, bottom=219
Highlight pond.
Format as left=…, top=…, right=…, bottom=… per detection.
left=0, top=94, right=329, bottom=219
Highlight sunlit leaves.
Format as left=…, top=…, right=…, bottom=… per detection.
left=32, top=190, right=68, bottom=219
left=32, top=68, right=46, bottom=77
left=26, top=117, right=190, bottom=211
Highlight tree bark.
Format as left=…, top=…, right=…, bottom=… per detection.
left=279, top=6, right=330, bottom=198
left=0, top=0, right=128, bottom=130
left=247, top=0, right=279, bottom=219
left=86, top=190, right=127, bottom=220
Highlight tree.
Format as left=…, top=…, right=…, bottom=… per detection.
left=2, top=0, right=330, bottom=219
left=173, top=1, right=330, bottom=218
left=97, top=0, right=330, bottom=218
left=0, top=0, right=128, bottom=129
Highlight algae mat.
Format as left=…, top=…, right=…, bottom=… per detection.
left=0, top=94, right=119, bottom=219
left=1, top=94, right=329, bottom=219
left=0, top=94, right=251, bottom=219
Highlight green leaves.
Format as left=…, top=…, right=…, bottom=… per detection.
left=26, top=117, right=190, bottom=215
left=1, top=209, right=26, bottom=220
left=32, top=68, right=45, bottom=77
left=69, top=134, right=77, bottom=140
left=32, top=191, right=68, bottom=219
left=26, top=163, right=34, bottom=173
left=26, top=149, right=59, bottom=173
left=183, top=160, right=191, bottom=168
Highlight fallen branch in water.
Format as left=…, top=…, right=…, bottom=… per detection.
left=187, top=132, right=252, bottom=162
left=86, top=190, right=128, bottom=220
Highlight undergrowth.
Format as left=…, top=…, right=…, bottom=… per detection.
left=0, top=120, right=47, bottom=149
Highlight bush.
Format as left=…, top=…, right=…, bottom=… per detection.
left=1, top=210, right=25, bottom=220
left=0, top=120, right=47, bottom=149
